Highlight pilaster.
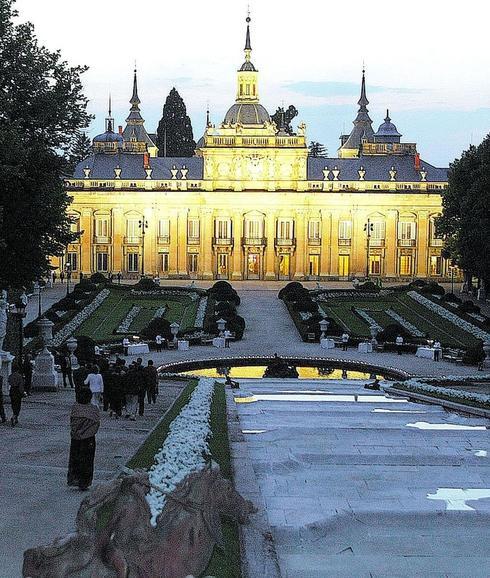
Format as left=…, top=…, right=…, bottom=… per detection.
left=264, top=212, right=276, bottom=280
left=293, top=209, right=306, bottom=279
left=231, top=212, right=243, bottom=280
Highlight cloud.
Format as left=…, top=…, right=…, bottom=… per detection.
left=284, top=81, right=424, bottom=98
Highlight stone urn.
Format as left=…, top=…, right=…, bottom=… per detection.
left=370, top=325, right=379, bottom=347
left=32, top=317, right=58, bottom=391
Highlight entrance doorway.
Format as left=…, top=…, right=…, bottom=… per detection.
left=217, top=253, right=229, bottom=279
left=308, top=254, right=319, bottom=278
left=247, top=253, right=260, bottom=279
left=338, top=255, right=350, bottom=278
left=278, top=254, right=290, bottom=280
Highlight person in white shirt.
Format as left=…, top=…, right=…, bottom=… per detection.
left=433, top=340, right=442, bottom=361
left=223, top=329, right=232, bottom=348
left=122, top=337, right=130, bottom=356
left=84, top=366, right=104, bottom=409
left=341, top=332, right=349, bottom=351
left=155, top=334, right=163, bottom=352
left=395, top=335, right=404, bottom=355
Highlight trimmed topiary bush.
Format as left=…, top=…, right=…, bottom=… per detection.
left=133, top=277, right=158, bottom=291
left=74, top=335, right=97, bottom=363
left=458, top=300, right=481, bottom=314
left=278, top=281, right=304, bottom=300
left=292, top=299, right=318, bottom=313
left=377, top=323, right=411, bottom=343
left=441, top=293, right=462, bottom=304
left=74, top=280, right=97, bottom=292
left=357, top=281, right=380, bottom=293
left=210, top=281, right=233, bottom=293
left=420, top=282, right=445, bottom=296
left=90, top=272, right=107, bottom=284
left=140, top=317, right=172, bottom=340
left=462, top=342, right=485, bottom=365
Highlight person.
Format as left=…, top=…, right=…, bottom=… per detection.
left=144, top=360, right=158, bottom=404
left=60, top=351, right=74, bottom=388
left=84, top=365, right=104, bottom=408
left=67, top=387, right=100, bottom=491
left=434, top=340, right=442, bottom=362
left=155, top=334, right=163, bottom=353
left=123, top=364, right=141, bottom=421
left=23, top=353, right=33, bottom=396
left=73, top=360, right=89, bottom=401
left=94, top=344, right=101, bottom=356
left=109, top=364, right=125, bottom=418
left=224, top=329, right=232, bottom=348
left=0, top=375, right=7, bottom=423
left=8, top=364, right=25, bottom=426
left=135, top=359, right=147, bottom=416
left=108, top=272, right=113, bottom=283
left=117, top=271, right=122, bottom=285
left=364, top=378, right=380, bottom=391
left=225, top=374, right=239, bottom=389
left=395, top=334, right=404, bottom=355
left=60, top=270, right=65, bottom=284
left=122, top=337, right=130, bottom=356
left=341, top=332, right=349, bottom=351
left=52, top=270, right=57, bottom=284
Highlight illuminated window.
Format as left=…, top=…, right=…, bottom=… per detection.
left=246, top=84, right=250, bottom=95
left=187, top=253, right=199, bottom=273
left=95, top=218, right=109, bottom=237
left=308, top=220, right=320, bottom=240
left=338, top=255, right=350, bottom=277
left=277, top=219, right=293, bottom=239
left=398, top=221, right=416, bottom=240
left=159, top=253, right=169, bottom=272
left=309, top=255, right=319, bottom=276
left=369, top=255, right=381, bottom=275
left=218, top=253, right=228, bottom=276
left=96, top=252, right=108, bottom=272
left=126, top=219, right=139, bottom=242
left=187, top=219, right=200, bottom=240
left=339, top=221, right=352, bottom=239
left=215, top=218, right=231, bottom=239
left=158, top=219, right=170, bottom=238
left=399, top=255, right=413, bottom=276
left=430, top=255, right=443, bottom=276
left=66, top=252, right=77, bottom=272
left=127, top=253, right=139, bottom=272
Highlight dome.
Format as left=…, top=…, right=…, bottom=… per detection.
left=196, top=134, right=205, bottom=148
left=93, top=130, right=124, bottom=144
left=223, top=102, right=270, bottom=125
left=375, top=110, right=401, bottom=138
left=239, top=61, right=257, bottom=72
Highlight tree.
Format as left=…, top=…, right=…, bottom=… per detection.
left=66, top=131, right=91, bottom=172
left=308, top=141, right=328, bottom=157
left=271, top=105, right=298, bottom=135
left=156, top=88, right=195, bottom=157
left=0, top=0, right=91, bottom=289
left=437, top=136, right=490, bottom=296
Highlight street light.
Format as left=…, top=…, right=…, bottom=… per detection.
left=36, top=279, right=44, bottom=318
left=319, top=318, right=329, bottom=340
left=217, top=318, right=227, bottom=337
left=364, top=219, right=374, bottom=279
left=138, top=218, right=149, bottom=278
left=11, top=295, right=27, bottom=366
left=170, top=322, right=180, bottom=344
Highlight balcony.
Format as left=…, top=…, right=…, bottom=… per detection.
left=275, top=237, right=296, bottom=247
left=124, top=236, right=142, bottom=245
left=157, top=236, right=170, bottom=244
left=212, top=237, right=233, bottom=246
left=242, top=237, right=267, bottom=246
left=398, top=239, right=416, bottom=247
left=93, top=235, right=111, bottom=244
left=430, top=238, right=443, bottom=247
left=187, top=237, right=200, bottom=245
left=338, top=238, right=351, bottom=246
left=369, top=238, right=385, bottom=247
left=308, top=237, right=321, bottom=246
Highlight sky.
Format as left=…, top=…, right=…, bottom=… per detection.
left=15, top=0, right=490, bottom=166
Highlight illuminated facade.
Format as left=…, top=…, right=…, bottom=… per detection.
left=63, top=18, right=449, bottom=282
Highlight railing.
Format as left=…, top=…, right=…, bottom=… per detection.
left=242, top=237, right=267, bottom=246
left=398, top=239, right=416, bottom=247
left=157, top=236, right=170, bottom=244
left=93, top=236, right=111, bottom=244
left=187, top=237, right=200, bottom=245
left=124, top=236, right=141, bottom=244
left=338, top=239, right=351, bottom=246
left=308, top=237, right=321, bottom=245
left=275, top=237, right=296, bottom=246
left=212, top=237, right=233, bottom=246
left=369, top=238, right=385, bottom=247
left=430, top=238, right=443, bottom=247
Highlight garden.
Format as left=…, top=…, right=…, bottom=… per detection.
left=279, top=280, right=490, bottom=364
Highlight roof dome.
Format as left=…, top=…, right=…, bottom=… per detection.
left=224, top=102, right=270, bottom=125
left=93, top=130, right=123, bottom=144
left=239, top=61, right=256, bottom=72
left=375, top=110, right=401, bottom=138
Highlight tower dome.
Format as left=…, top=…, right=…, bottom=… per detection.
left=93, top=96, right=124, bottom=152
left=374, top=110, right=402, bottom=143
left=224, top=102, right=270, bottom=125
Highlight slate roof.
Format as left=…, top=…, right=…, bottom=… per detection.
left=72, top=154, right=203, bottom=180
left=307, top=156, right=448, bottom=182
left=224, top=102, right=270, bottom=124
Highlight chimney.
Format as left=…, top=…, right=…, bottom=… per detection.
left=118, top=125, right=123, bottom=135
left=143, top=152, right=150, bottom=168
left=414, top=152, right=420, bottom=171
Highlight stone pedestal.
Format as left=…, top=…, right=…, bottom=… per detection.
left=32, top=346, right=58, bottom=391
left=482, top=341, right=490, bottom=370
left=0, top=350, right=14, bottom=391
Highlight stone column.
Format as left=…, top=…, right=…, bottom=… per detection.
left=320, top=209, right=331, bottom=278
left=201, top=208, right=214, bottom=279
left=168, top=209, right=179, bottom=277
left=264, top=212, right=276, bottom=280
left=231, top=212, right=243, bottom=280
left=80, top=208, right=93, bottom=274
left=178, top=209, right=188, bottom=277
left=294, top=209, right=306, bottom=279
left=112, top=207, right=124, bottom=274
left=351, top=209, right=365, bottom=277
left=416, top=211, right=429, bottom=277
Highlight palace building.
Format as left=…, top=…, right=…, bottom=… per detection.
left=63, top=17, right=449, bottom=282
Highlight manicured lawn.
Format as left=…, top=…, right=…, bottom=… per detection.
left=75, top=289, right=199, bottom=343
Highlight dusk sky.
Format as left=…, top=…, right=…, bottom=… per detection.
left=16, top=0, right=490, bottom=166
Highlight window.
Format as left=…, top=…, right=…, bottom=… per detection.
left=309, top=255, right=319, bottom=276
left=97, top=252, right=108, bottom=272
left=187, top=218, right=200, bottom=240
left=246, top=84, right=250, bottom=95
left=277, top=219, right=293, bottom=239
left=246, top=219, right=261, bottom=239
left=370, top=221, right=385, bottom=240
left=429, top=217, right=443, bottom=245
left=339, top=221, right=352, bottom=239
left=126, top=219, right=139, bottom=243
left=215, top=218, right=231, bottom=239
left=430, top=255, right=443, bottom=276
left=158, top=219, right=170, bottom=239
left=95, top=218, right=109, bottom=237
left=159, top=252, right=169, bottom=273
left=187, top=253, right=198, bottom=273
left=66, top=252, right=78, bottom=272
left=69, top=217, right=79, bottom=234
left=217, top=253, right=228, bottom=276
left=369, top=255, right=381, bottom=276
left=398, top=221, right=416, bottom=240
left=308, top=220, right=320, bottom=240
left=338, top=255, right=350, bottom=277
left=399, top=255, right=413, bottom=276
left=127, top=253, right=139, bottom=273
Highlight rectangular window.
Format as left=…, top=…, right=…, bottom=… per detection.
left=95, top=218, right=109, bottom=237
left=246, top=219, right=261, bottom=239
left=338, top=221, right=352, bottom=239
left=158, top=219, right=170, bottom=238
left=159, top=253, right=169, bottom=273
left=309, top=254, right=319, bottom=276
left=338, top=255, right=350, bottom=277
left=215, top=218, right=231, bottom=239
left=399, top=255, right=413, bottom=276
left=66, top=252, right=78, bottom=272
left=69, top=218, right=79, bottom=234
left=127, top=253, right=139, bottom=273
left=371, top=221, right=385, bottom=240
left=126, top=219, right=139, bottom=243
left=187, top=253, right=198, bottom=273
left=97, top=252, right=108, bottom=272
left=277, top=219, right=293, bottom=239
left=398, top=221, right=416, bottom=240
left=308, top=220, right=320, bottom=240
left=430, top=255, right=443, bottom=276
left=187, top=218, right=200, bottom=240
left=217, top=253, right=228, bottom=277
left=369, top=255, right=381, bottom=275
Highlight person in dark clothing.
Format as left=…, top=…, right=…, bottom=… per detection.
left=73, top=360, right=89, bottom=401
left=144, top=360, right=158, bottom=404
left=60, top=352, right=74, bottom=388
left=67, top=388, right=100, bottom=491
left=8, top=364, right=25, bottom=426
left=109, top=366, right=125, bottom=418
left=101, top=367, right=111, bottom=412
left=23, top=353, right=33, bottom=396
left=0, top=376, right=7, bottom=423
left=123, top=364, right=144, bottom=420
left=136, top=363, right=148, bottom=416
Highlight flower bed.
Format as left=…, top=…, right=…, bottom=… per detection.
left=407, top=291, right=490, bottom=342
left=385, top=308, right=424, bottom=337
left=115, top=305, right=142, bottom=334
left=354, top=308, right=382, bottom=331
left=146, top=377, right=215, bottom=527
left=51, top=288, right=110, bottom=347
left=195, top=296, right=208, bottom=328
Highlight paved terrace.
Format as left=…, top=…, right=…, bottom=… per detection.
left=233, top=378, right=490, bottom=577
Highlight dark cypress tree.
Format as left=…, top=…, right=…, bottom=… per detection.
left=156, top=88, right=196, bottom=157
left=67, top=130, right=92, bottom=171
left=308, top=141, right=328, bottom=158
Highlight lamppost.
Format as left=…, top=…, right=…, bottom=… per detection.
left=138, top=218, right=148, bottom=278
left=170, top=322, right=180, bottom=344
left=217, top=318, right=227, bottom=337
left=65, top=262, right=72, bottom=296
left=35, top=279, right=44, bottom=318
left=364, top=219, right=374, bottom=279
left=11, top=297, right=27, bottom=366
left=319, top=318, right=329, bottom=340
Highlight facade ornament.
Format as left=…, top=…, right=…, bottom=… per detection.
left=322, top=167, right=330, bottom=180
left=180, top=166, right=188, bottom=180
left=332, top=166, right=340, bottom=181
left=145, top=167, right=153, bottom=180
left=358, top=166, right=366, bottom=181
left=114, top=166, right=122, bottom=179
left=83, top=166, right=91, bottom=179
left=297, top=122, right=306, bottom=135
left=389, top=166, right=397, bottom=181
left=170, top=165, right=178, bottom=179
left=419, top=168, right=427, bottom=182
